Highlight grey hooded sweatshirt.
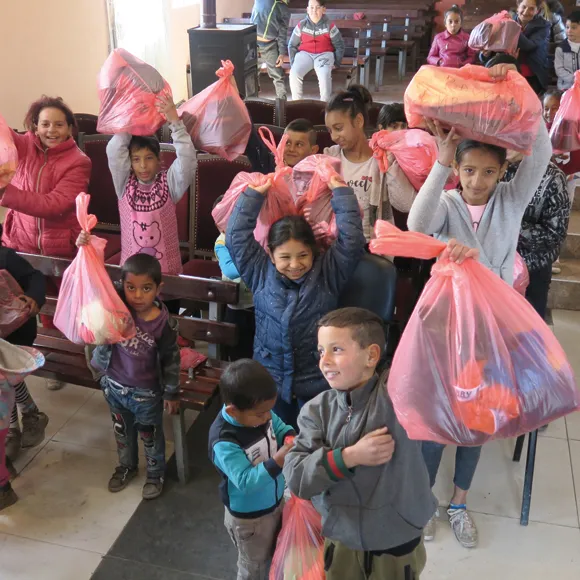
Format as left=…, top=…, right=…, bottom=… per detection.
left=283, top=373, right=437, bottom=552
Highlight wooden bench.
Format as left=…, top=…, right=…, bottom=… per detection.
left=20, top=252, right=240, bottom=484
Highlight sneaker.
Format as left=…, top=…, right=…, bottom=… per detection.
left=447, top=506, right=478, bottom=548
left=108, top=466, right=138, bottom=493
left=5, top=428, right=22, bottom=461
left=21, top=412, right=49, bottom=448
left=424, top=508, right=439, bottom=541
left=0, top=483, right=18, bottom=511
left=142, top=476, right=164, bottom=500
left=46, top=379, right=65, bottom=391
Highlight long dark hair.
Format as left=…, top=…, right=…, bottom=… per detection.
left=455, top=140, right=507, bottom=165
left=267, top=215, right=318, bottom=256
left=326, top=84, right=373, bottom=127
left=24, top=95, right=76, bottom=132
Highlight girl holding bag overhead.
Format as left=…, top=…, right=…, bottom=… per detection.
left=407, top=63, right=551, bottom=549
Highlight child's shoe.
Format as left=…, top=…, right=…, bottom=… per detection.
left=424, top=508, right=439, bottom=541
left=5, top=427, right=22, bottom=461
left=108, top=466, right=138, bottom=492
left=0, top=482, right=18, bottom=511
left=142, top=476, right=164, bottom=500
left=21, top=411, right=49, bottom=448
left=447, top=505, right=478, bottom=548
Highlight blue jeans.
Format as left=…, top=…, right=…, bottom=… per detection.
left=422, top=442, right=482, bottom=492
left=101, top=376, right=166, bottom=478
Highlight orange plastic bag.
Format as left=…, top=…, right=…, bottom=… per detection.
left=0, top=115, right=17, bottom=188
left=0, top=271, right=32, bottom=339
left=370, top=221, right=580, bottom=445
left=370, top=129, right=438, bottom=191
left=54, top=194, right=136, bottom=345
left=269, top=494, right=325, bottom=580
left=97, top=49, right=172, bottom=136
left=404, top=65, right=543, bottom=155
left=468, top=11, right=521, bottom=56
left=178, top=60, right=252, bottom=161
left=550, top=71, right=580, bottom=154
left=212, top=128, right=296, bottom=246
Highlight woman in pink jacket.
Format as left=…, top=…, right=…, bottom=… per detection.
left=427, top=5, right=477, bottom=68
left=0, top=96, right=91, bottom=392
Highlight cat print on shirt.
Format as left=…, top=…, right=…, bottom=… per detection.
left=132, top=221, right=164, bottom=259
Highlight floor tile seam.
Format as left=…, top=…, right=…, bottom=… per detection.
left=0, top=529, right=107, bottom=555
left=98, top=555, right=225, bottom=579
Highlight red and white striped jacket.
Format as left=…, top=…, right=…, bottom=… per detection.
left=288, top=15, right=345, bottom=64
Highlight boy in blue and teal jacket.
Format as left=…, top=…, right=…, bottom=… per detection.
left=209, top=359, right=295, bottom=578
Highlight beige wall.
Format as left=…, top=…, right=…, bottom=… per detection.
left=0, top=0, right=254, bottom=129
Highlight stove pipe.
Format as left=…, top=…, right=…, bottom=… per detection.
left=201, top=0, right=217, bottom=28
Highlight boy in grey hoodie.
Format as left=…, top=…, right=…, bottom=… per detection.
left=283, top=308, right=436, bottom=580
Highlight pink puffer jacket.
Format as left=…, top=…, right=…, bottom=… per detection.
left=1, top=131, right=91, bottom=258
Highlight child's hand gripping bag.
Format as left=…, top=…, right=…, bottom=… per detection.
left=212, top=128, right=297, bottom=247
left=369, top=221, right=580, bottom=446
left=293, top=154, right=343, bottom=244
left=370, top=129, right=438, bottom=191
left=404, top=65, right=543, bottom=154
left=550, top=71, right=580, bottom=154
left=0, top=114, right=18, bottom=188
left=0, top=271, right=34, bottom=339
left=54, top=193, right=137, bottom=345
left=178, top=60, right=252, bottom=161
left=0, top=339, right=45, bottom=429
left=97, top=48, right=172, bottom=136
left=468, top=11, right=521, bottom=56
left=269, top=493, right=325, bottom=580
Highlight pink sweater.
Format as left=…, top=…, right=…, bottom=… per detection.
left=427, top=30, right=477, bottom=69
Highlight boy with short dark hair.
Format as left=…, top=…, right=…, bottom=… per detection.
left=81, top=246, right=181, bottom=500
left=555, top=11, right=580, bottom=90
left=283, top=307, right=436, bottom=580
left=209, top=359, right=295, bottom=580
left=283, top=118, right=320, bottom=167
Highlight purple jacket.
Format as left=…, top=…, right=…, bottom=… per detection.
left=427, top=30, right=477, bottom=68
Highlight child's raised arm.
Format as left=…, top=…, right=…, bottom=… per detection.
left=322, top=176, right=366, bottom=295
left=225, top=181, right=272, bottom=292
left=407, top=122, right=462, bottom=235
left=158, top=95, right=197, bottom=205
left=106, top=133, right=132, bottom=199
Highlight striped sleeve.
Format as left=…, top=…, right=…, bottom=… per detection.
left=322, top=448, right=353, bottom=481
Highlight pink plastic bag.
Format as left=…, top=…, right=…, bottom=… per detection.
left=269, top=494, right=324, bottom=580
left=513, top=252, right=529, bottom=296
left=179, top=347, right=208, bottom=371
left=370, top=129, right=438, bottom=190
left=97, top=48, right=172, bottom=136
left=550, top=71, right=580, bottom=154
left=293, top=154, right=342, bottom=241
left=0, top=271, right=31, bottom=339
left=468, top=11, right=521, bottom=56
left=370, top=221, right=580, bottom=446
left=178, top=60, right=252, bottom=161
left=54, top=193, right=137, bottom=345
left=0, top=115, right=17, bottom=188
left=405, top=65, right=543, bottom=155
left=212, top=129, right=296, bottom=246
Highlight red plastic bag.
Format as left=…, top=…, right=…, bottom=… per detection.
left=269, top=494, right=324, bottom=580
left=370, top=129, right=438, bottom=191
left=54, top=194, right=137, bottom=345
left=513, top=252, right=529, bottom=296
left=179, top=347, right=207, bottom=371
left=404, top=65, right=543, bottom=155
left=293, top=154, right=342, bottom=241
left=0, top=115, right=17, bottom=188
left=178, top=60, right=252, bottom=161
left=97, top=48, right=172, bottom=136
left=550, top=71, right=580, bottom=154
left=212, top=129, right=296, bottom=246
left=370, top=221, right=580, bottom=446
left=468, top=11, right=521, bottom=56
left=0, top=271, right=32, bottom=339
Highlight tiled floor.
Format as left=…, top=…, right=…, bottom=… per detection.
left=0, top=311, right=578, bottom=579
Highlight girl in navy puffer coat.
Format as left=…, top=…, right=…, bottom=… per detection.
left=226, top=175, right=365, bottom=429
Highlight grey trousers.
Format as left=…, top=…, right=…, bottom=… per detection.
left=290, top=51, right=334, bottom=101
left=258, top=41, right=287, bottom=99
left=224, top=503, right=284, bottom=580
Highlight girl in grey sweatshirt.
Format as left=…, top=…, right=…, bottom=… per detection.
left=407, top=63, right=552, bottom=549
